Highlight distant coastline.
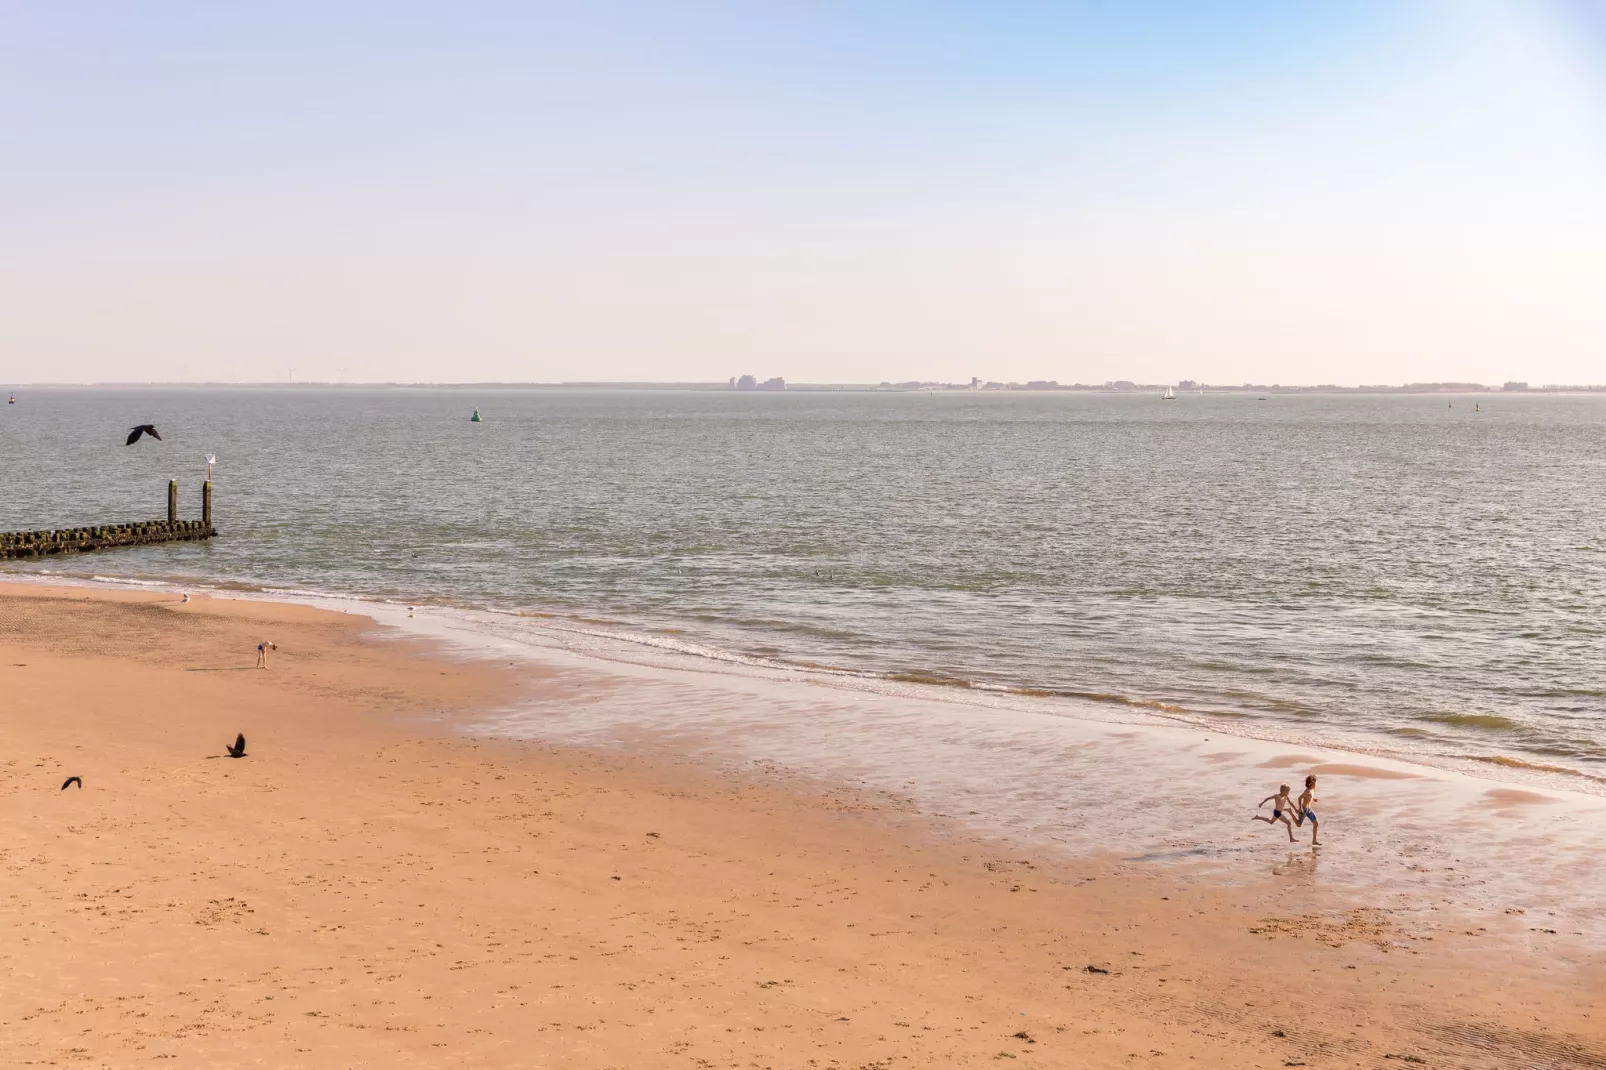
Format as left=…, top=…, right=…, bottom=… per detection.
left=5, top=379, right=1604, bottom=393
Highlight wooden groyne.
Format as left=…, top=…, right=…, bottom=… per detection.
left=1, top=481, right=216, bottom=560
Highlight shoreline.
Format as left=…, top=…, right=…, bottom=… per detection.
left=7, top=566, right=1603, bottom=801
left=8, top=571, right=1606, bottom=949
left=2, top=583, right=1604, bottom=1066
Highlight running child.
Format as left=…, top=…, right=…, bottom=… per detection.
left=1291, top=774, right=1320, bottom=846
left=1252, top=784, right=1299, bottom=842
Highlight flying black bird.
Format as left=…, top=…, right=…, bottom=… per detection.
left=61, top=776, right=82, bottom=791
left=225, top=733, right=247, bottom=758
left=126, top=424, right=162, bottom=445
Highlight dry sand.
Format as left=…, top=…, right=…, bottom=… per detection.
left=1, top=584, right=1602, bottom=1068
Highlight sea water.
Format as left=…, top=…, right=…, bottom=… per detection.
left=4, top=386, right=1603, bottom=786
left=6, top=386, right=1606, bottom=937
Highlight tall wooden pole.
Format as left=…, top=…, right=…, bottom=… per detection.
left=202, top=480, right=213, bottom=529
left=168, top=480, right=178, bottom=523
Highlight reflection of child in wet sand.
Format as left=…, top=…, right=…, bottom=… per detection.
left=1291, top=774, right=1321, bottom=846
left=1252, top=784, right=1299, bottom=841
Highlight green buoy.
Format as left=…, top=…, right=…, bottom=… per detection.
left=470, top=408, right=483, bottom=422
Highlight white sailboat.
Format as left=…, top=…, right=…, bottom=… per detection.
left=1161, top=385, right=1176, bottom=400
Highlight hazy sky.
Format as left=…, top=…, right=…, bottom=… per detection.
left=2, top=2, right=1603, bottom=386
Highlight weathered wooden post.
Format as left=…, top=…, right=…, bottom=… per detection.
left=1, top=478, right=217, bottom=556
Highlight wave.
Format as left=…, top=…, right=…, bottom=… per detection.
left=886, top=671, right=974, bottom=689
left=1420, top=712, right=1521, bottom=732
left=997, top=686, right=1189, bottom=716
left=259, top=585, right=387, bottom=602
left=1460, top=755, right=1606, bottom=783
left=88, top=575, right=172, bottom=587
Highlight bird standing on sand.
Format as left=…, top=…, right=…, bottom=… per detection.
left=225, top=734, right=247, bottom=758
left=61, top=776, right=82, bottom=790
left=126, top=424, right=162, bottom=445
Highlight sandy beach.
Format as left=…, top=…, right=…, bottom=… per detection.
left=2, top=584, right=1602, bottom=1068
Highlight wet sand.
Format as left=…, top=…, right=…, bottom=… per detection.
left=2, top=584, right=1603, bottom=1068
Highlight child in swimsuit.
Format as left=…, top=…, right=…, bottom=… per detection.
left=1252, top=784, right=1299, bottom=841
left=1291, top=774, right=1320, bottom=846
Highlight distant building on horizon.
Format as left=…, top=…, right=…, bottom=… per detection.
left=1403, top=382, right=1489, bottom=392
left=1503, top=381, right=1529, bottom=391
left=734, top=374, right=785, bottom=390
left=1178, top=379, right=1198, bottom=390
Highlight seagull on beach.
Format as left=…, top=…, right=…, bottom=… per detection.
left=126, top=424, right=162, bottom=445
left=61, top=776, right=82, bottom=790
left=225, top=733, right=247, bottom=758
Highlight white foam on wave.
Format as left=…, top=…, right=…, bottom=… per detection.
left=258, top=585, right=381, bottom=603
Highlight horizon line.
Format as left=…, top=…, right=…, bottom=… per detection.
left=1, top=380, right=1597, bottom=393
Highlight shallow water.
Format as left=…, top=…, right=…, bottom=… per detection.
left=3, top=386, right=1605, bottom=788
left=285, top=592, right=1606, bottom=948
